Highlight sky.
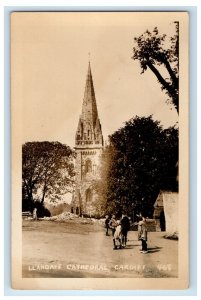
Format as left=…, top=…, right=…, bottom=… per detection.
left=11, top=12, right=180, bottom=148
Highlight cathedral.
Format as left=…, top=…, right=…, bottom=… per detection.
left=72, top=62, right=104, bottom=216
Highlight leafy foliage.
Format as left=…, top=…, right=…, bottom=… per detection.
left=132, top=23, right=179, bottom=112
left=97, top=116, right=178, bottom=218
left=22, top=141, right=75, bottom=211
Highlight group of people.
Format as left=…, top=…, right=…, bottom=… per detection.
left=105, top=213, right=148, bottom=253
left=105, top=213, right=130, bottom=249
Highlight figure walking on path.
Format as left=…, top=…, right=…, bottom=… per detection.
left=113, top=220, right=122, bottom=250
left=105, top=215, right=110, bottom=236
left=109, top=215, right=118, bottom=237
left=33, top=207, right=38, bottom=221
left=120, top=213, right=130, bottom=248
left=138, top=215, right=148, bottom=253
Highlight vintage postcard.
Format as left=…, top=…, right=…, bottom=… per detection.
left=11, top=11, right=189, bottom=290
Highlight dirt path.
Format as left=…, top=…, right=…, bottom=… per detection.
left=22, top=220, right=178, bottom=278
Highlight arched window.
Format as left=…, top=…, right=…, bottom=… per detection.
left=92, top=164, right=96, bottom=175
left=85, top=188, right=92, bottom=203
left=85, top=159, right=92, bottom=174
left=87, top=130, right=91, bottom=139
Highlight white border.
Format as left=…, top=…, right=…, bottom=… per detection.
left=1, top=0, right=200, bottom=299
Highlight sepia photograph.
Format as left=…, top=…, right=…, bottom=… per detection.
left=11, top=11, right=189, bottom=290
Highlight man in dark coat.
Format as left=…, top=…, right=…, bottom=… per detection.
left=120, top=213, right=130, bottom=247
left=105, top=215, right=110, bottom=236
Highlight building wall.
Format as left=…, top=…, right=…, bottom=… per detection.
left=73, top=147, right=102, bottom=215
left=154, top=191, right=178, bottom=236
left=163, top=192, right=178, bottom=237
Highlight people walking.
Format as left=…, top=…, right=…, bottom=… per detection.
left=109, top=215, right=118, bottom=236
left=136, top=213, right=143, bottom=240
left=120, top=213, right=130, bottom=248
left=113, top=220, right=122, bottom=250
left=33, top=207, right=38, bottom=221
left=138, top=215, right=148, bottom=253
left=105, top=215, right=110, bottom=236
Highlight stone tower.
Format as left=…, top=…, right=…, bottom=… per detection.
left=72, top=62, right=104, bottom=216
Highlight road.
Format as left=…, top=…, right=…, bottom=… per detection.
left=22, top=219, right=178, bottom=278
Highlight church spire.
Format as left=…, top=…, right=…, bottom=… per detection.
left=81, top=61, right=98, bottom=125
left=75, top=62, right=103, bottom=148
left=73, top=60, right=104, bottom=217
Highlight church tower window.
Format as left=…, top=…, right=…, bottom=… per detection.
left=85, top=159, right=92, bottom=174
left=85, top=189, right=92, bottom=204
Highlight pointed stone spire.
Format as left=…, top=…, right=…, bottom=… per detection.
left=75, top=62, right=103, bottom=148
left=81, top=62, right=98, bottom=126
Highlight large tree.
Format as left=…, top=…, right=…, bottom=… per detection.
left=132, top=23, right=179, bottom=113
left=22, top=141, right=75, bottom=210
left=98, top=116, right=178, bottom=218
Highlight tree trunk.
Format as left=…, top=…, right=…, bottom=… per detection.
left=163, top=59, right=179, bottom=90
left=24, top=180, right=33, bottom=203
left=147, top=61, right=179, bottom=113
left=41, top=183, right=47, bottom=204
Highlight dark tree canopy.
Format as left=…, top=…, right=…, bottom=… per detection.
left=22, top=141, right=75, bottom=212
left=97, top=116, right=178, bottom=218
left=132, top=23, right=179, bottom=113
